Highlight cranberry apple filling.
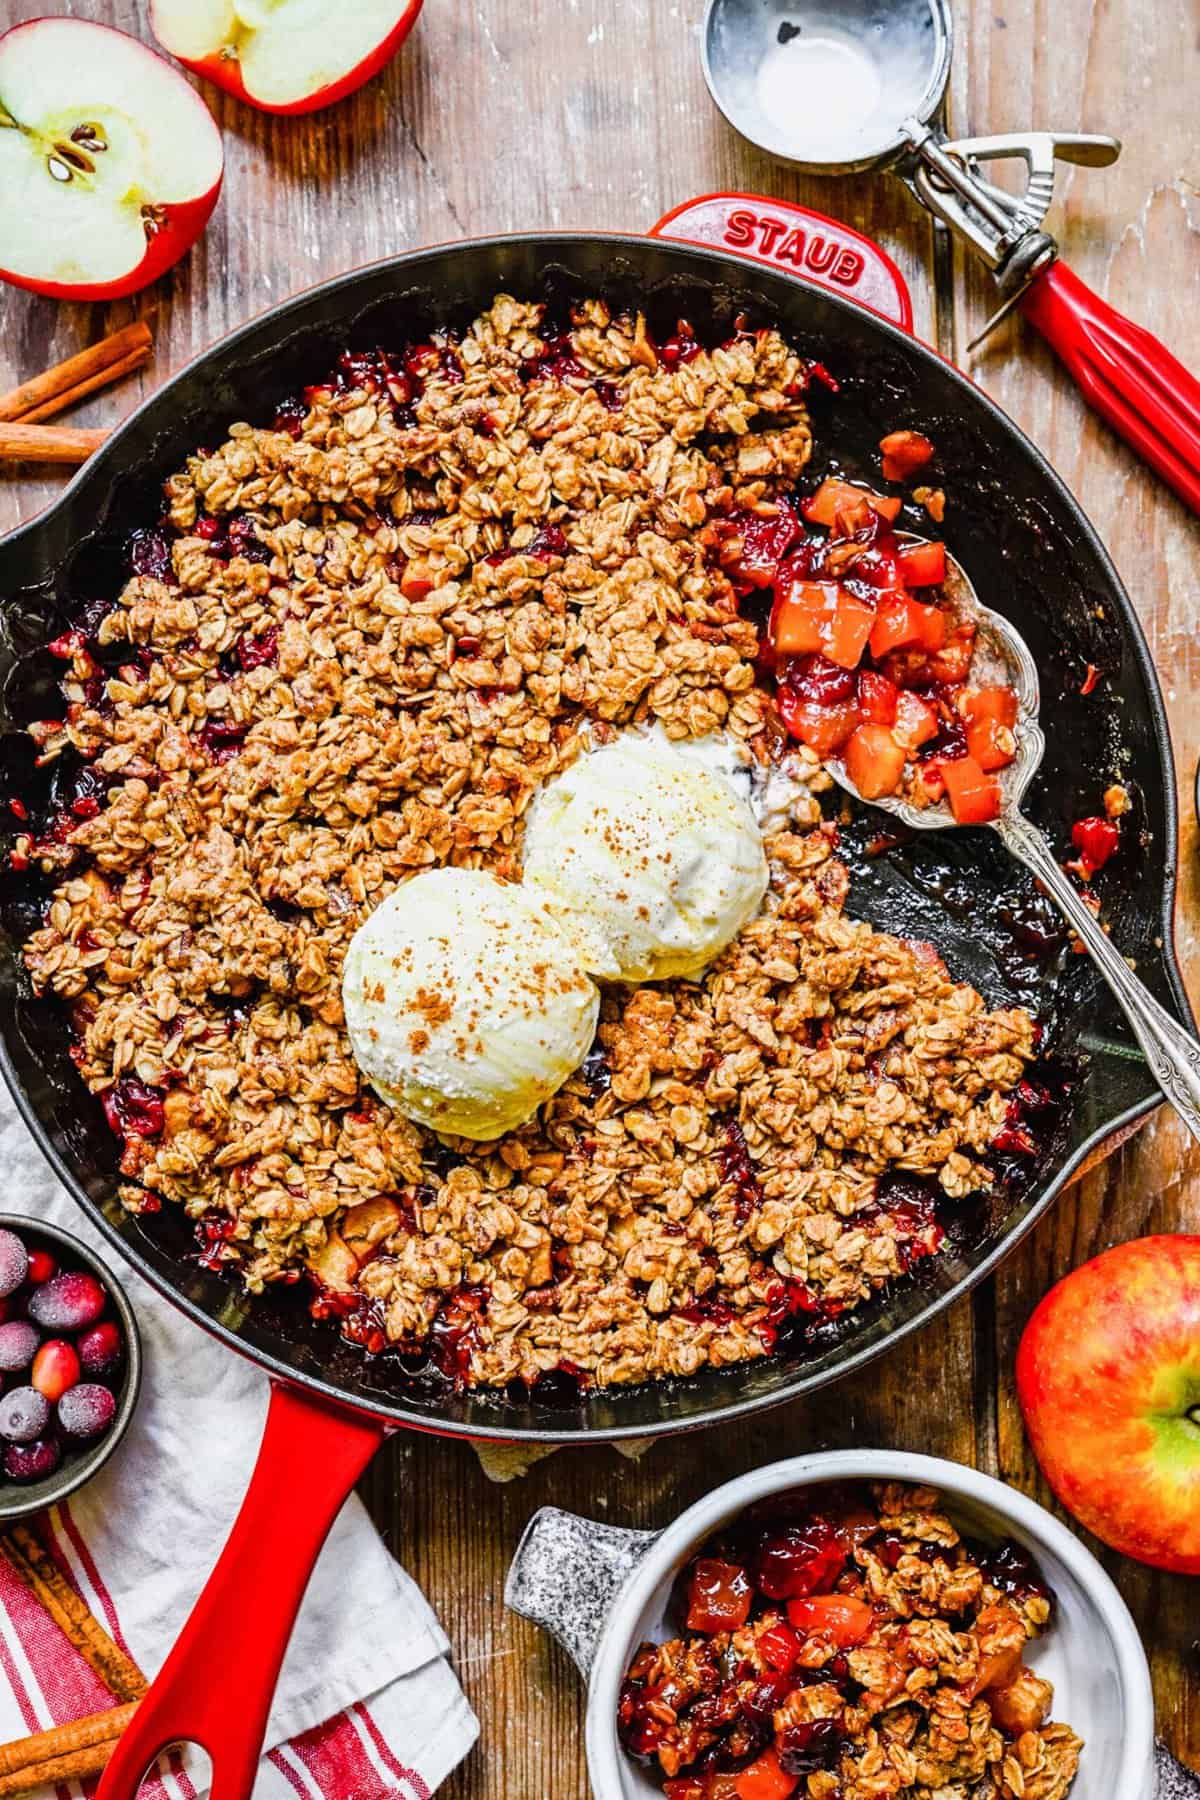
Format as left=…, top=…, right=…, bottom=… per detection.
left=618, top=1483, right=1082, bottom=1799
left=711, top=464, right=1022, bottom=825
left=19, top=295, right=1051, bottom=1392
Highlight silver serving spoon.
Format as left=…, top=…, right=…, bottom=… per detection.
left=828, top=539, right=1200, bottom=1144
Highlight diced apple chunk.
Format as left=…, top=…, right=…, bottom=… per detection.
left=311, top=1232, right=358, bottom=1292
left=988, top=1666, right=1054, bottom=1737
left=341, top=1195, right=403, bottom=1256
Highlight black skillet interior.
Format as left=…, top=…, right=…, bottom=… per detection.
left=0, top=235, right=1188, bottom=1441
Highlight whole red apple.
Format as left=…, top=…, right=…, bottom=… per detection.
left=1016, top=1234, right=1200, bottom=1573
left=151, top=0, right=423, bottom=116
left=0, top=19, right=223, bottom=302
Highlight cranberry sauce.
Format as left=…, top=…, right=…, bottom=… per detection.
left=720, top=1119, right=764, bottom=1224
left=972, top=1537, right=1055, bottom=1614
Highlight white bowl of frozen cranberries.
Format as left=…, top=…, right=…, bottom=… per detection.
left=0, top=1215, right=141, bottom=1515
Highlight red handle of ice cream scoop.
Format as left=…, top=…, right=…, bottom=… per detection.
left=651, top=193, right=914, bottom=331
left=95, top=1381, right=385, bottom=1800
left=1020, top=259, right=1200, bottom=515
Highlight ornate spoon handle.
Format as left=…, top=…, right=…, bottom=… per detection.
left=994, top=810, right=1200, bottom=1145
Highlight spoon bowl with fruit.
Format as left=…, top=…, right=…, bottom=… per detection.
left=818, top=529, right=1200, bottom=1144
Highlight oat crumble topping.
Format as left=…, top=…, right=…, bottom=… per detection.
left=21, top=295, right=1037, bottom=1391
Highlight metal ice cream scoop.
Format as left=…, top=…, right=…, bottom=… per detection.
left=701, top=0, right=1200, bottom=515
left=825, top=540, right=1200, bottom=1144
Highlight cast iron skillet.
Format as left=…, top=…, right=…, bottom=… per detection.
left=0, top=233, right=1189, bottom=1791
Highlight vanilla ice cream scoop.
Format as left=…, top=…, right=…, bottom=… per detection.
left=522, top=727, right=769, bottom=982
left=342, top=868, right=600, bottom=1140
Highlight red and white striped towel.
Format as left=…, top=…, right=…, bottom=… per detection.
left=0, top=1099, right=479, bottom=1799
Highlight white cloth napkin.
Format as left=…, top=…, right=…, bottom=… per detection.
left=0, top=1093, right=479, bottom=1798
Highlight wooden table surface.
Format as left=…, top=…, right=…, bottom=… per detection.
left=2, top=2, right=1199, bottom=1793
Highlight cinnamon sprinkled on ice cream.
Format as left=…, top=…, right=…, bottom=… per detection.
left=342, top=867, right=599, bottom=1140
left=522, top=726, right=769, bottom=982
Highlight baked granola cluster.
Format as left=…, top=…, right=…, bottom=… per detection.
left=619, top=1481, right=1083, bottom=1799
left=22, top=295, right=1035, bottom=1390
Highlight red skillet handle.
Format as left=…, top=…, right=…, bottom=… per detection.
left=1020, top=259, right=1200, bottom=514
left=651, top=193, right=914, bottom=332
left=96, top=1381, right=385, bottom=1800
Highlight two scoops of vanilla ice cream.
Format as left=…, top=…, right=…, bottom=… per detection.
left=341, top=726, right=782, bottom=1141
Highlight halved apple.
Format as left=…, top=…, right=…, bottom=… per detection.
left=0, top=19, right=223, bottom=302
left=151, top=0, right=424, bottom=116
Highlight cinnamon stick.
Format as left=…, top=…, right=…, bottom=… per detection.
left=0, top=1527, right=146, bottom=1703
left=0, top=323, right=152, bottom=424
left=19, top=348, right=149, bottom=425
left=0, top=423, right=108, bottom=464
left=0, top=1701, right=137, bottom=1793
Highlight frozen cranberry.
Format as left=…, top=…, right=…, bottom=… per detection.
left=753, top=1517, right=846, bottom=1600
left=0, top=1386, right=50, bottom=1444
left=0, top=1320, right=39, bottom=1372
left=28, top=1271, right=106, bottom=1333
left=26, top=1247, right=56, bottom=1285
left=4, top=1438, right=61, bottom=1483
left=57, top=1384, right=117, bottom=1442
left=32, top=1339, right=81, bottom=1402
left=0, top=1229, right=28, bottom=1298
left=77, top=1319, right=123, bottom=1378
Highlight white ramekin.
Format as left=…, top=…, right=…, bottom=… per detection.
left=507, top=1449, right=1167, bottom=1800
